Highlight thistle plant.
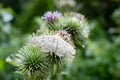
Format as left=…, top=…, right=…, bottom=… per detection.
left=40, top=11, right=90, bottom=48
left=6, top=31, right=75, bottom=80
left=6, top=11, right=90, bottom=80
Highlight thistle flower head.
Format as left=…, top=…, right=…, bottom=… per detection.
left=6, top=45, right=50, bottom=79
left=52, top=13, right=90, bottom=47
left=42, top=11, right=61, bottom=21
left=56, top=30, right=71, bottom=39
left=56, top=30, right=74, bottom=46
left=70, top=12, right=85, bottom=20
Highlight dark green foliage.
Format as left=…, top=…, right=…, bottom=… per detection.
left=16, top=0, right=54, bottom=33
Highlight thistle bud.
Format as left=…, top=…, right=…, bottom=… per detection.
left=42, top=11, right=61, bottom=21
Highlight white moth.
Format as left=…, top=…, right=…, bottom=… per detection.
left=31, top=35, right=75, bottom=57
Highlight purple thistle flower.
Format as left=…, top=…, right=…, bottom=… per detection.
left=56, top=30, right=72, bottom=42
left=42, top=11, right=61, bottom=21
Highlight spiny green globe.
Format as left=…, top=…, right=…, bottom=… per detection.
left=7, top=45, right=50, bottom=79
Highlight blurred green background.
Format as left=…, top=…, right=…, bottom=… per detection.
left=0, top=0, right=120, bottom=80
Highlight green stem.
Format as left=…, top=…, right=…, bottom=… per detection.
left=50, top=64, right=62, bottom=80
left=29, top=74, right=36, bottom=80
